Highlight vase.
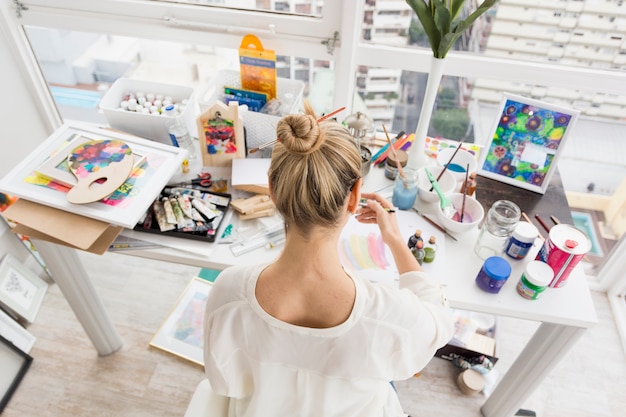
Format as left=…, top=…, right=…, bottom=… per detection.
left=407, top=56, right=446, bottom=170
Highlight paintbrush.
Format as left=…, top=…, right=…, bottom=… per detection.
left=382, top=124, right=406, bottom=181
left=535, top=214, right=552, bottom=234
left=522, top=211, right=545, bottom=241
left=411, top=208, right=458, bottom=242
left=460, top=163, right=469, bottom=222
left=429, top=140, right=464, bottom=191
left=248, top=106, right=347, bottom=154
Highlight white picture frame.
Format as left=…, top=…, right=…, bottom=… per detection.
left=0, top=254, right=48, bottom=323
left=0, top=308, right=36, bottom=354
left=477, top=93, right=580, bottom=194
left=150, top=277, right=213, bottom=366
left=0, top=122, right=187, bottom=229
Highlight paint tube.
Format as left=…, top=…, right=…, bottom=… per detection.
left=153, top=200, right=175, bottom=232
left=162, top=197, right=177, bottom=225
left=177, top=194, right=193, bottom=218
left=191, top=197, right=220, bottom=221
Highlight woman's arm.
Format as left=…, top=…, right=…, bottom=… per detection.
left=355, top=192, right=421, bottom=275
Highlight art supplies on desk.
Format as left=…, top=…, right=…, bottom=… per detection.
left=133, top=187, right=231, bottom=243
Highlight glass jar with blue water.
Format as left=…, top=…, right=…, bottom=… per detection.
left=392, top=169, right=418, bottom=210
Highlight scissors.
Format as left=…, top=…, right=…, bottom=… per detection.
left=169, top=173, right=212, bottom=188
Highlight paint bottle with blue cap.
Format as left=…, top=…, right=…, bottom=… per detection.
left=475, top=256, right=512, bottom=294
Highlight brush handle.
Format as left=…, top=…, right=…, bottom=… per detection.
left=424, top=168, right=453, bottom=213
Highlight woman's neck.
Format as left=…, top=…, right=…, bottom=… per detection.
left=273, top=226, right=344, bottom=280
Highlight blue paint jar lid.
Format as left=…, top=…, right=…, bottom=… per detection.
left=483, top=256, right=512, bottom=281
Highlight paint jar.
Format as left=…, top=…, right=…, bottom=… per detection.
left=475, top=256, right=512, bottom=294
left=474, top=200, right=521, bottom=260
left=517, top=260, right=554, bottom=300
left=391, top=168, right=418, bottom=210
left=505, top=222, right=538, bottom=260
left=384, top=150, right=408, bottom=180
left=535, top=224, right=591, bottom=288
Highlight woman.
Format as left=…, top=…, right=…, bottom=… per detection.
left=203, top=102, right=454, bottom=417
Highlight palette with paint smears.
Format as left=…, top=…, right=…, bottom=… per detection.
left=66, top=139, right=134, bottom=204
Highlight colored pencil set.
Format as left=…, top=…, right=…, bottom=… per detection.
left=371, top=133, right=415, bottom=166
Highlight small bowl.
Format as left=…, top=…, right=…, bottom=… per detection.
left=437, top=193, right=484, bottom=234
left=417, top=166, right=456, bottom=203
left=436, top=147, right=478, bottom=183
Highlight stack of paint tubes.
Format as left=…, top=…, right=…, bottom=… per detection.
left=141, top=189, right=228, bottom=236
left=118, top=90, right=190, bottom=117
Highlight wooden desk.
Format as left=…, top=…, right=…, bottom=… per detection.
left=476, top=169, right=573, bottom=232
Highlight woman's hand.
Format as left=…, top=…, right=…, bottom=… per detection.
left=355, top=193, right=403, bottom=246
left=356, top=192, right=422, bottom=274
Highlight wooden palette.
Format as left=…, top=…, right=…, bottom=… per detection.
left=66, top=139, right=134, bottom=204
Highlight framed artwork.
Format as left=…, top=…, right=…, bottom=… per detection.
left=0, top=308, right=36, bottom=354
left=150, top=277, right=213, bottom=366
left=35, top=134, right=147, bottom=188
left=0, top=334, right=33, bottom=414
left=477, top=93, right=579, bottom=194
left=0, top=254, right=48, bottom=323
left=0, top=122, right=187, bottom=229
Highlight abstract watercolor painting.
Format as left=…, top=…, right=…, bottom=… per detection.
left=478, top=93, right=579, bottom=194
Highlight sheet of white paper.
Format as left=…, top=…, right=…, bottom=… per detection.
left=231, top=158, right=270, bottom=187
left=338, top=210, right=447, bottom=286
left=520, top=143, right=549, bottom=167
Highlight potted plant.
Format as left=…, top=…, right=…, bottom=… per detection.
left=405, top=0, right=497, bottom=169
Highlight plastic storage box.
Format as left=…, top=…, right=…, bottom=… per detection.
left=197, top=69, right=304, bottom=156
left=100, top=78, right=196, bottom=145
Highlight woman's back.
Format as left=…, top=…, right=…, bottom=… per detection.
left=204, top=264, right=453, bottom=417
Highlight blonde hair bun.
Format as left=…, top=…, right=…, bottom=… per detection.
left=276, top=114, right=324, bottom=155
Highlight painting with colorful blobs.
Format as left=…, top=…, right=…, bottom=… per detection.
left=339, top=233, right=391, bottom=271
left=479, top=94, right=578, bottom=194
left=26, top=149, right=165, bottom=207
left=203, top=115, right=237, bottom=155
left=425, top=137, right=481, bottom=160
left=171, top=289, right=208, bottom=348
left=68, top=140, right=132, bottom=179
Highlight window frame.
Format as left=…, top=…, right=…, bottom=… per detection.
left=1, top=0, right=624, bottom=286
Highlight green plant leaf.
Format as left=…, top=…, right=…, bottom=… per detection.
left=406, top=0, right=497, bottom=58
left=406, top=0, right=441, bottom=56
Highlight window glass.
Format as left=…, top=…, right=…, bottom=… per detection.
left=151, top=0, right=324, bottom=17
left=364, top=0, right=626, bottom=73
left=23, top=26, right=332, bottom=124
left=354, top=63, right=625, bottom=278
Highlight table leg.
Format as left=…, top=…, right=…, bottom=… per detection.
left=33, top=239, right=123, bottom=356
left=480, top=322, right=586, bottom=417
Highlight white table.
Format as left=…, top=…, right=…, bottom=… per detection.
left=32, top=166, right=596, bottom=417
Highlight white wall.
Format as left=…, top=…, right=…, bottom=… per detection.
left=0, top=26, right=49, bottom=264
left=0, top=27, right=49, bottom=177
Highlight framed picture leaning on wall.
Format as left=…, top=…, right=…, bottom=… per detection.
left=477, top=93, right=580, bottom=194
left=0, top=254, right=48, bottom=323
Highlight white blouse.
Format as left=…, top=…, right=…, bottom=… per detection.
left=203, top=264, right=454, bottom=417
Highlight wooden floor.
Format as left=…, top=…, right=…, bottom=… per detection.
left=3, top=250, right=626, bottom=417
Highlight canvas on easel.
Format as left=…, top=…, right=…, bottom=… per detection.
left=196, top=101, right=245, bottom=167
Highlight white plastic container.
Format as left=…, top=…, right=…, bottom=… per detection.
left=197, top=69, right=304, bottom=156
left=100, top=78, right=196, bottom=145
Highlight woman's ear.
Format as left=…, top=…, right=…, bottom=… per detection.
left=347, top=178, right=362, bottom=214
